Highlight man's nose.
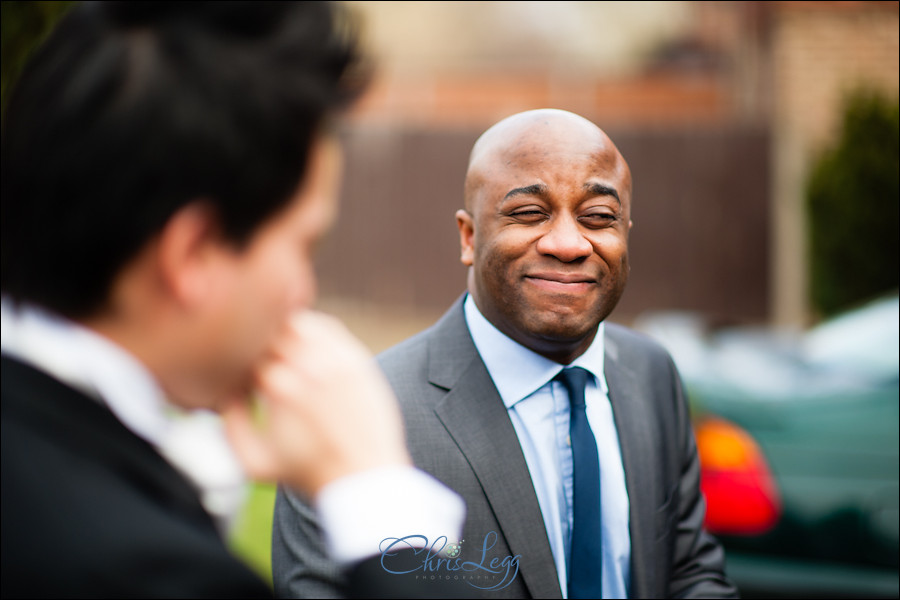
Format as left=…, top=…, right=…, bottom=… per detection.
left=535, top=214, right=593, bottom=262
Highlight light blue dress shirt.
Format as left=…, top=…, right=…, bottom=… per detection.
left=464, top=295, right=631, bottom=599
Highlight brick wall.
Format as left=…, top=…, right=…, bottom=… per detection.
left=774, top=1, right=899, bottom=153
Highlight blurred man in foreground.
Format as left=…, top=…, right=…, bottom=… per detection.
left=0, top=2, right=463, bottom=597
left=273, top=109, right=738, bottom=598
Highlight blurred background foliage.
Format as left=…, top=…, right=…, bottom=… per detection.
left=807, top=90, right=900, bottom=318
left=1, top=1, right=74, bottom=116
left=229, top=483, right=277, bottom=584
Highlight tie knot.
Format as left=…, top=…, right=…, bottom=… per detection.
left=555, top=367, right=590, bottom=408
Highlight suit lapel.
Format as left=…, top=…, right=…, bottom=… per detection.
left=426, top=300, right=562, bottom=599
left=604, top=331, right=657, bottom=599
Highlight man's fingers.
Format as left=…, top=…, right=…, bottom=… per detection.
left=224, top=310, right=412, bottom=495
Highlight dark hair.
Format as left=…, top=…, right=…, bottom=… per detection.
left=1, top=1, right=364, bottom=318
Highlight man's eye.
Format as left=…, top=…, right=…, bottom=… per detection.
left=510, top=210, right=546, bottom=222
left=579, top=213, right=617, bottom=227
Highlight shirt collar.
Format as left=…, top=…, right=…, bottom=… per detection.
left=1, top=297, right=173, bottom=445
left=463, top=294, right=606, bottom=409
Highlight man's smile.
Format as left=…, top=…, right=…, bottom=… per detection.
left=524, top=272, right=597, bottom=294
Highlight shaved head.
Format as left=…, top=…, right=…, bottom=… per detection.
left=464, top=109, right=631, bottom=216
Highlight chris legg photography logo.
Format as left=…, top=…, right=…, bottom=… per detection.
left=378, top=531, right=521, bottom=591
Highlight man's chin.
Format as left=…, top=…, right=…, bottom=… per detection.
left=169, top=377, right=255, bottom=414
left=524, top=314, right=600, bottom=345
left=222, top=377, right=256, bottom=408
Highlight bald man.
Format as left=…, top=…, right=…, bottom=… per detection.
left=273, top=110, right=737, bottom=599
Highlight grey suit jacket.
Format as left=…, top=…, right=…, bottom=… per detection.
left=272, top=297, right=737, bottom=599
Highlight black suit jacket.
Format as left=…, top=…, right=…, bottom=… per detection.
left=1, top=356, right=271, bottom=598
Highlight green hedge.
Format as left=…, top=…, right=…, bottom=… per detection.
left=1, top=1, right=75, bottom=115
left=806, top=90, right=900, bottom=318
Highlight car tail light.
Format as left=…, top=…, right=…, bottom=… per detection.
left=695, top=417, right=782, bottom=535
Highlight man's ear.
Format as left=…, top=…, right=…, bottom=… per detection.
left=455, top=209, right=475, bottom=267
left=156, top=202, right=229, bottom=309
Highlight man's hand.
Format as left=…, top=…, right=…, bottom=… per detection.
left=221, top=311, right=411, bottom=497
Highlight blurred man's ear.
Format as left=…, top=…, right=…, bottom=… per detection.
left=156, top=202, right=230, bottom=309
left=455, top=209, right=475, bottom=267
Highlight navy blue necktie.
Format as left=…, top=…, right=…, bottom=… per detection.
left=557, top=367, right=602, bottom=599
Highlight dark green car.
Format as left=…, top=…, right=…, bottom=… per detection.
left=638, top=295, right=899, bottom=598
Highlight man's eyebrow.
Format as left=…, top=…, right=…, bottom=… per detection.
left=504, top=183, right=548, bottom=200
left=584, top=182, right=620, bottom=204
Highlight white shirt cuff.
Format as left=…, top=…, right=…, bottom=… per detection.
left=315, top=465, right=466, bottom=566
